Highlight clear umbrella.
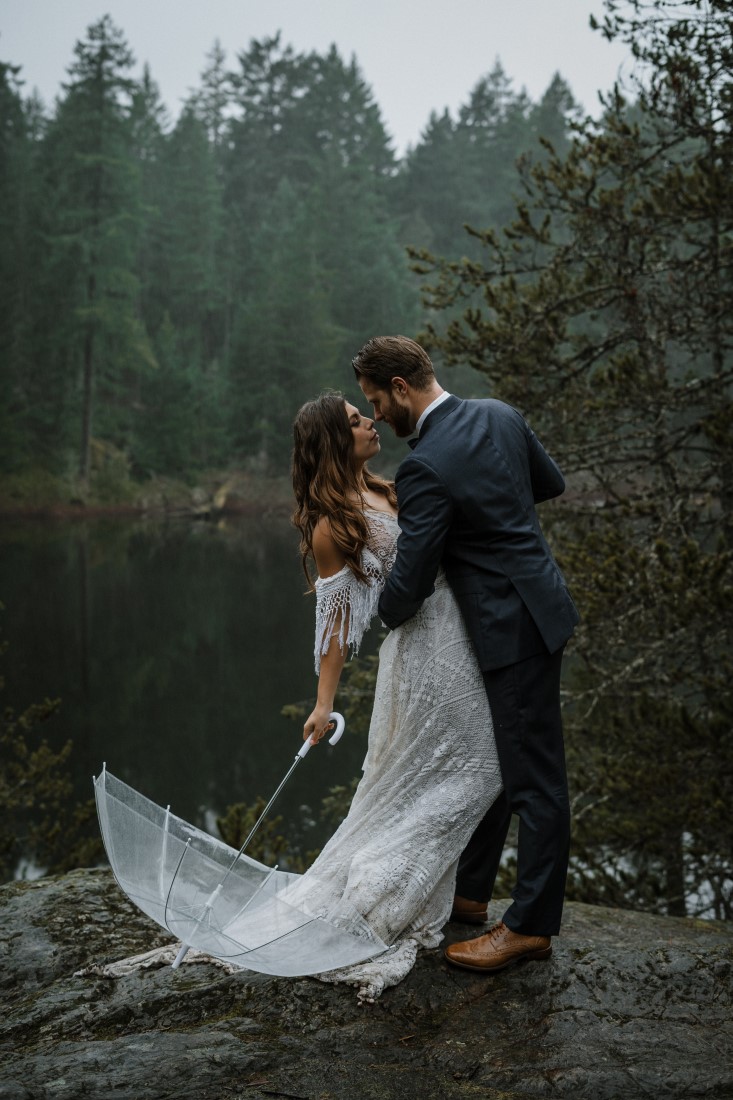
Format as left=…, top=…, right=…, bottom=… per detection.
left=94, top=714, right=389, bottom=976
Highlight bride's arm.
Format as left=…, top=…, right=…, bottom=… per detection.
left=303, top=520, right=349, bottom=745
left=303, top=629, right=347, bottom=745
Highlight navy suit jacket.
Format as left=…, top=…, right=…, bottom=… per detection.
left=377, top=396, right=579, bottom=671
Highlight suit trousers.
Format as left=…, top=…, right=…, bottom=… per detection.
left=455, top=645, right=570, bottom=937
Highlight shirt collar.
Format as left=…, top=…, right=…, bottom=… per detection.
left=415, top=391, right=451, bottom=436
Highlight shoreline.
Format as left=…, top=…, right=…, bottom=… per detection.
left=0, top=469, right=295, bottom=522
left=0, top=500, right=292, bottom=521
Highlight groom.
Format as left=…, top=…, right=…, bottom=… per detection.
left=353, top=335, right=579, bottom=973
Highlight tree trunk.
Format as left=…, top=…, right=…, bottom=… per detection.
left=79, top=273, right=96, bottom=489
left=665, top=831, right=687, bottom=918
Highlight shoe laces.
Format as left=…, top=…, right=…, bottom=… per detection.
left=486, top=920, right=508, bottom=943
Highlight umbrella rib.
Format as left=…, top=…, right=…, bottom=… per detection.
left=222, top=862, right=281, bottom=928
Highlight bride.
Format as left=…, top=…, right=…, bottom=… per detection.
left=286, top=391, right=503, bottom=999
left=87, top=391, right=502, bottom=1003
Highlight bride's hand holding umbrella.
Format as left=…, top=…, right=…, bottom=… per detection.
left=303, top=702, right=336, bottom=745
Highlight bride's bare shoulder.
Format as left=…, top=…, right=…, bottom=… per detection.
left=313, top=517, right=347, bottom=578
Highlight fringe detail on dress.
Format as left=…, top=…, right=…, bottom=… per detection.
left=313, top=550, right=384, bottom=674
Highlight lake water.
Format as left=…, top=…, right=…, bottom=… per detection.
left=0, top=516, right=378, bottom=870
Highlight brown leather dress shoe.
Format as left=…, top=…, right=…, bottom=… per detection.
left=444, top=921, right=552, bottom=973
left=450, top=895, right=488, bottom=924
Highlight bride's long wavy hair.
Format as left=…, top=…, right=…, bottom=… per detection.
left=292, top=392, right=397, bottom=587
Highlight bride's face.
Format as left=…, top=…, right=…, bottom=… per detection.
left=344, top=401, right=380, bottom=465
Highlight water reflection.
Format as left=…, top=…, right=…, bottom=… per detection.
left=0, top=517, right=376, bottom=864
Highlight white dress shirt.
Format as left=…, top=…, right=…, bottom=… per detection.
left=415, top=391, right=451, bottom=436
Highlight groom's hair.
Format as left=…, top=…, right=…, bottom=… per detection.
left=352, top=335, right=435, bottom=391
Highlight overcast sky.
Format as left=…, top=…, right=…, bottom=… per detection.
left=1, top=0, right=635, bottom=153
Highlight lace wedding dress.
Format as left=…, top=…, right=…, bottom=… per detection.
left=279, top=509, right=502, bottom=1000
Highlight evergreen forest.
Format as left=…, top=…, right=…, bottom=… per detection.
left=0, top=17, right=578, bottom=488
left=1, top=1, right=731, bottom=921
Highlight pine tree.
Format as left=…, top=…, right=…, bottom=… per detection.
left=137, top=105, right=229, bottom=471
left=413, top=0, right=733, bottom=917
left=397, top=65, right=579, bottom=264
left=225, top=34, right=314, bottom=220
left=40, top=16, right=153, bottom=488
left=292, top=47, right=418, bottom=367
left=454, top=62, right=533, bottom=233
left=129, top=64, right=169, bottom=342
left=228, top=178, right=341, bottom=468
left=190, top=40, right=232, bottom=156
left=0, top=63, right=44, bottom=470
left=295, top=45, right=397, bottom=182
left=223, top=37, right=417, bottom=466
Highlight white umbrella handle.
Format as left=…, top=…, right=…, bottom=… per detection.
left=297, top=711, right=345, bottom=758
left=327, top=711, right=346, bottom=744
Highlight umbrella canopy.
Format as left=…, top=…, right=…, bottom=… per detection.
left=94, top=765, right=389, bottom=976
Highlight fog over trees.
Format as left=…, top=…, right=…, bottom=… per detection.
left=0, top=17, right=579, bottom=477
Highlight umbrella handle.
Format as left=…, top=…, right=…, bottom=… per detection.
left=327, top=711, right=346, bottom=745
left=297, top=711, right=345, bottom=758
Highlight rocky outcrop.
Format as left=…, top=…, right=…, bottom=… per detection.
left=1, top=869, right=731, bottom=1100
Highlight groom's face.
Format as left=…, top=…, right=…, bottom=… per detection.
left=358, top=379, right=415, bottom=438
